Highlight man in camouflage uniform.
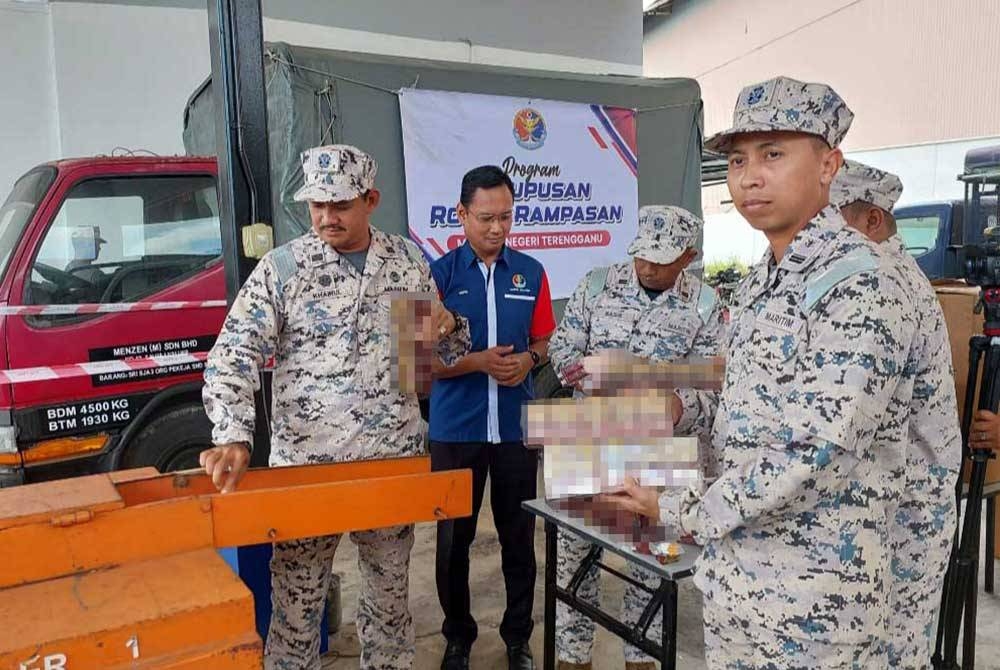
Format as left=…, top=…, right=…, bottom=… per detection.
left=832, top=160, right=961, bottom=668
left=548, top=205, right=723, bottom=670
left=606, top=76, right=922, bottom=668
left=199, top=144, right=470, bottom=670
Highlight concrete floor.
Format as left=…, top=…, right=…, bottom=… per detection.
left=322, top=486, right=1000, bottom=669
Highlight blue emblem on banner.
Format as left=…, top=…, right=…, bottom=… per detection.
left=513, top=108, right=547, bottom=150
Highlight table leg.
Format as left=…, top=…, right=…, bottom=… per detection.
left=661, top=578, right=678, bottom=670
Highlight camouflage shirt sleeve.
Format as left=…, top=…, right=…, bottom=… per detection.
left=662, top=271, right=913, bottom=542
left=416, top=254, right=470, bottom=365
left=202, top=255, right=284, bottom=448
left=548, top=271, right=593, bottom=374
left=674, top=299, right=724, bottom=436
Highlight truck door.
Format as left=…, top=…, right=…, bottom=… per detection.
left=5, top=168, right=227, bottom=479
left=0, top=167, right=59, bottom=484
left=894, top=204, right=950, bottom=279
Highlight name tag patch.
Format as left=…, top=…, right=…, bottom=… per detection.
left=310, top=290, right=353, bottom=301
left=662, top=321, right=695, bottom=336
left=757, top=309, right=802, bottom=334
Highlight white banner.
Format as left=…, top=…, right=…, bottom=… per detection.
left=399, top=89, right=639, bottom=299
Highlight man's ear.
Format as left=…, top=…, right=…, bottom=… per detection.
left=867, top=206, right=887, bottom=238
left=819, top=147, right=843, bottom=187
left=673, top=248, right=698, bottom=271
left=365, top=188, right=381, bottom=210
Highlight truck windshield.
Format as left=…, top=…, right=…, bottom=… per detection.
left=0, top=167, right=56, bottom=281
left=26, top=174, right=221, bottom=309
left=896, top=213, right=941, bottom=258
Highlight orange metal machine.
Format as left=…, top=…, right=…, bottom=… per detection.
left=0, top=457, right=471, bottom=669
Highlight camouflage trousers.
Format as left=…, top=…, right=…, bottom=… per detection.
left=887, top=499, right=954, bottom=669
left=703, top=600, right=888, bottom=669
left=555, top=528, right=662, bottom=664
left=264, top=525, right=416, bottom=670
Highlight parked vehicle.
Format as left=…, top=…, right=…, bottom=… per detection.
left=0, top=155, right=225, bottom=486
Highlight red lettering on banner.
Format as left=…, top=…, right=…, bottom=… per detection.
left=513, top=231, right=612, bottom=249
left=444, top=231, right=610, bottom=252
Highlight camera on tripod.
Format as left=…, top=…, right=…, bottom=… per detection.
left=960, top=226, right=1000, bottom=288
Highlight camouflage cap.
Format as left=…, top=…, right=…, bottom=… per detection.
left=831, top=159, right=903, bottom=212
left=293, top=144, right=377, bottom=203
left=705, top=76, right=854, bottom=153
left=627, top=205, right=702, bottom=265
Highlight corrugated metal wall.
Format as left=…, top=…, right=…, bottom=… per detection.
left=644, top=0, right=1000, bottom=151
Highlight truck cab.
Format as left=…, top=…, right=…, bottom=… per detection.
left=894, top=200, right=968, bottom=279
left=0, top=156, right=226, bottom=486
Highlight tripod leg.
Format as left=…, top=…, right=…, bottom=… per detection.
left=962, top=569, right=977, bottom=670
left=964, top=339, right=1000, bottom=668
left=947, top=339, right=1000, bottom=667
left=935, top=336, right=987, bottom=668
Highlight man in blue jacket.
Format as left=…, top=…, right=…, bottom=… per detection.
left=430, top=165, right=556, bottom=670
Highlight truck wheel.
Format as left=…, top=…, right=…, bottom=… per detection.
left=122, top=404, right=214, bottom=473
left=533, top=362, right=573, bottom=400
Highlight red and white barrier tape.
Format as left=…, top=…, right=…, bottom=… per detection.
left=0, top=300, right=227, bottom=317
left=0, top=352, right=209, bottom=385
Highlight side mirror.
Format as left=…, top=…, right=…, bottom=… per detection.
left=242, top=222, right=274, bottom=259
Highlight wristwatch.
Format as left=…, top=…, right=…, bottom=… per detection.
left=528, top=349, right=541, bottom=366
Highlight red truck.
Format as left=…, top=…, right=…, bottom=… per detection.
left=0, top=155, right=226, bottom=486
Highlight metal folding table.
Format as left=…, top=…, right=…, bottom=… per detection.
left=523, top=498, right=699, bottom=670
